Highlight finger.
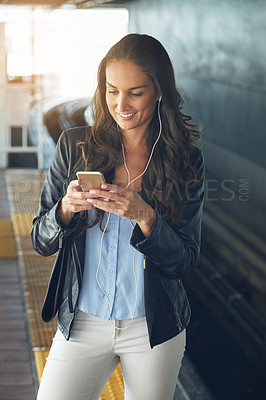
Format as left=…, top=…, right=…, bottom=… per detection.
left=70, top=190, right=104, bottom=201
left=65, top=198, right=95, bottom=211
left=100, top=183, right=128, bottom=194
left=87, top=197, right=119, bottom=212
left=87, top=197, right=133, bottom=219
left=66, top=191, right=89, bottom=202
left=68, top=180, right=81, bottom=190
left=64, top=192, right=97, bottom=210
left=67, top=181, right=82, bottom=196
left=88, top=190, right=117, bottom=202
left=90, top=187, right=129, bottom=200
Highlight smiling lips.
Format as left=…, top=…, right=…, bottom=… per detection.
left=117, top=112, right=137, bottom=120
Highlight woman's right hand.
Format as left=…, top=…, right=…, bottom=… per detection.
left=59, top=179, right=96, bottom=225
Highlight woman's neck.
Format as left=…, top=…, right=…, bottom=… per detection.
left=121, top=132, right=147, bottom=154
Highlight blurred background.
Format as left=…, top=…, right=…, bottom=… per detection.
left=0, top=1, right=265, bottom=400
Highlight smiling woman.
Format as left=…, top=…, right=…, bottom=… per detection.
left=31, top=33, right=205, bottom=400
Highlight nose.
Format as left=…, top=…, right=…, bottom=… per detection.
left=117, top=93, right=130, bottom=112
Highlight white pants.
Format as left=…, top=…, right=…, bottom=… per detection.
left=37, top=311, right=186, bottom=400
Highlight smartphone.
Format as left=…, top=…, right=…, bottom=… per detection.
left=76, top=171, right=106, bottom=191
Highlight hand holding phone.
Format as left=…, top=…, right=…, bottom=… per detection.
left=76, top=171, right=106, bottom=192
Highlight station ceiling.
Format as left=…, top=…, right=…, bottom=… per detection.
left=0, top=0, right=129, bottom=8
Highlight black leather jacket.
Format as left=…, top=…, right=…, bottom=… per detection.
left=31, top=126, right=204, bottom=348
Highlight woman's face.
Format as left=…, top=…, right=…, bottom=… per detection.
left=105, top=59, right=159, bottom=137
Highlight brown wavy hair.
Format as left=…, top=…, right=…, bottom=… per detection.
left=76, top=33, right=201, bottom=230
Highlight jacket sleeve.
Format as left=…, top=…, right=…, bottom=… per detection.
left=31, top=130, right=80, bottom=256
left=130, top=148, right=205, bottom=279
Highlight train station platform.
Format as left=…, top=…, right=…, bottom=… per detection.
left=0, top=168, right=215, bottom=400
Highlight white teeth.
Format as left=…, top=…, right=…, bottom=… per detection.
left=119, top=113, right=135, bottom=117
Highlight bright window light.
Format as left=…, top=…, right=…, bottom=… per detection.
left=1, top=6, right=128, bottom=97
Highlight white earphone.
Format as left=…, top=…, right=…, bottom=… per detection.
left=96, top=93, right=163, bottom=330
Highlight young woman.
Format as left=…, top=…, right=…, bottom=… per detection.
left=31, top=33, right=204, bottom=400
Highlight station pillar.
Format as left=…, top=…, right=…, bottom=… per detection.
left=0, top=22, right=7, bottom=168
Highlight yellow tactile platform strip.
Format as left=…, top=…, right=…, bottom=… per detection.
left=0, top=219, right=17, bottom=258
left=34, top=350, right=50, bottom=383
left=11, top=212, right=36, bottom=237
left=5, top=169, right=124, bottom=399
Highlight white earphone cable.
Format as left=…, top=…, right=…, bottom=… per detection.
left=95, top=98, right=162, bottom=331
left=95, top=213, right=138, bottom=331
left=121, top=97, right=162, bottom=188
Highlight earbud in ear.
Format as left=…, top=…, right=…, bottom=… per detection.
left=159, top=95, right=162, bottom=101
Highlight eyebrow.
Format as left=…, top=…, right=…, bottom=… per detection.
left=106, top=82, right=147, bottom=90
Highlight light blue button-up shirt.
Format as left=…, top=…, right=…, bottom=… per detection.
left=78, top=209, right=145, bottom=320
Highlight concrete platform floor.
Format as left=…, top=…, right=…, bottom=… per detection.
left=0, top=168, right=215, bottom=400
left=0, top=170, right=38, bottom=400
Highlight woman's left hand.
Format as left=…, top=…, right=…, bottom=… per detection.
left=87, top=183, right=156, bottom=237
